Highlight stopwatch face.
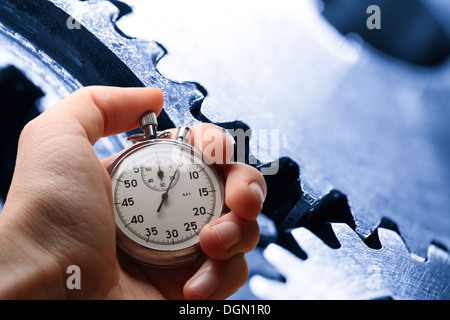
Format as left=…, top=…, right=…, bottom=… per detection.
left=108, top=140, right=224, bottom=266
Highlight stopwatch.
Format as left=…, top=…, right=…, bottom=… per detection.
left=107, top=112, right=224, bottom=267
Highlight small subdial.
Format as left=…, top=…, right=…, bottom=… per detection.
left=141, top=155, right=180, bottom=191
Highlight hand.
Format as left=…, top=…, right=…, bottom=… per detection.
left=0, top=86, right=266, bottom=299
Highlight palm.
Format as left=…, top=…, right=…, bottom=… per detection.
left=114, top=255, right=199, bottom=299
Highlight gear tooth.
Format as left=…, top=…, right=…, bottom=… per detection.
left=130, top=40, right=168, bottom=66
left=364, top=217, right=395, bottom=248
left=377, top=227, right=410, bottom=254
left=262, top=243, right=303, bottom=277
left=426, top=241, right=450, bottom=264
left=291, top=227, right=331, bottom=254
left=249, top=275, right=288, bottom=300
left=54, top=0, right=119, bottom=28
left=330, top=223, right=366, bottom=249
left=108, top=0, right=133, bottom=21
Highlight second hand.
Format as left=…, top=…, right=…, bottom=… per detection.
left=156, top=166, right=179, bottom=213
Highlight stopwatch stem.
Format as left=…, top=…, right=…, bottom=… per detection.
left=140, top=111, right=158, bottom=140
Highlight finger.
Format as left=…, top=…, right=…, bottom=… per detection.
left=200, top=211, right=259, bottom=260
left=183, top=254, right=248, bottom=300
left=159, top=124, right=267, bottom=221
left=35, top=86, right=164, bottom=145
left=164, top=123, right=234, bottom=166
left=192, top=123, right=234, bottom=166
left=222, top=163, right=267, bottom=221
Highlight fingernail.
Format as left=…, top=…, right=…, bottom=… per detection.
left=189, top=271, right=219, bottom=299
left=249, top=182, right=265, bottom=208
left=212, top=221, right=241, bottom=250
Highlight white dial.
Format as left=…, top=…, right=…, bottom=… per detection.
left=109, top=140, right=223, bottom=266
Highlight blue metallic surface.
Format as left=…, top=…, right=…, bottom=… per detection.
left=117, top=0, right=450, bottom=256
left=0, top=0, right=449, bottom=299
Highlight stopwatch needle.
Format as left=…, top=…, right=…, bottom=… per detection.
left=156, top=167, right=178, bottom=212
left=156, top=155, right=164, bottom=180
left=156, top=193, right=168, bottom=212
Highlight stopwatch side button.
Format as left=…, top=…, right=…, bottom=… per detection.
left=175, top=126, right=191, bottom=143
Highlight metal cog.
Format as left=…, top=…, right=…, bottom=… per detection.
left=232, top=187, right=450, bottom=300
left=0, top=0, right=207, bottom=160
left=1, top=0, right=449, bottom=300
left=52, top=0, right=205, bottom=128
left=249, top=223, right=450, bottom=300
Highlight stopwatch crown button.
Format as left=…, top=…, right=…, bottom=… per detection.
left=139, top=111, right=158, bottom=140
left=140, top=111, right=158, bottom=128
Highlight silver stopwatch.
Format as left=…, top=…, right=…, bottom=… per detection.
left=107, top=112, right=224, bottom=267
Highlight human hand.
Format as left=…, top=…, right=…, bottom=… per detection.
left=0, top=86, right=266, bottom=299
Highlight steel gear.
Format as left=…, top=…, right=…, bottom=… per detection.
left=1, top=0, right=449, bottom=300
left=249, top=223, right=450, bottom=300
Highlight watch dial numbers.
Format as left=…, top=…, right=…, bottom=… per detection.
left=111, top=142, right=222, bottom=252
left=141, top=155, right=180, bottom=191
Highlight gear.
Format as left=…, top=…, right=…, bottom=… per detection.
left=249, top=223, right=450, bottom=300
left=1, top=0, right=449, bottom=300
left=232, top=185, right=450, bottom=300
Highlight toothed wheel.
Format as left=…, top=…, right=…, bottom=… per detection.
left=1, top=0, right=449, bottom=300
left=250, top=223, right=450, bottom=300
